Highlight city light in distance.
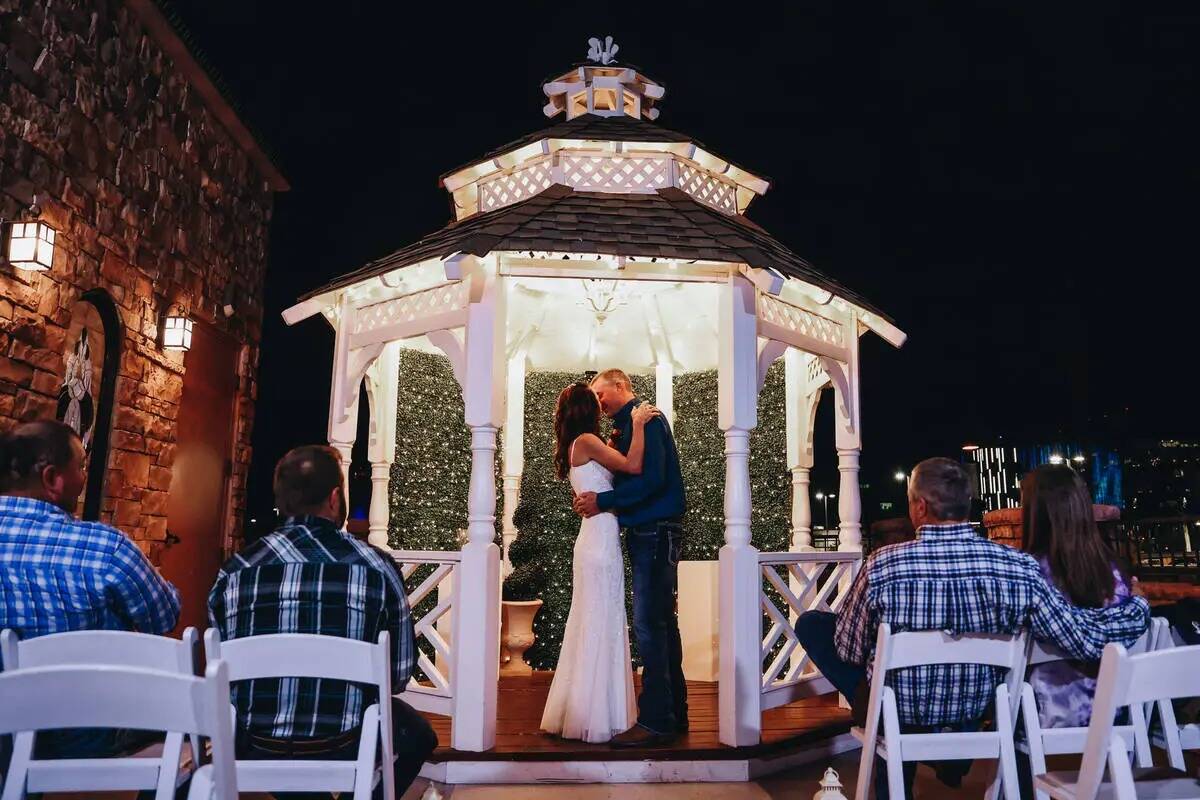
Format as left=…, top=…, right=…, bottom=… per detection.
left=1049, top=454, right=1065, bottom=465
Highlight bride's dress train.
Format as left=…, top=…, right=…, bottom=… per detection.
left=539, top=458, right=636, bottom=743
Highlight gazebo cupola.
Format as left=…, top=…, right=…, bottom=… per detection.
left=439, top=46, right=770, bottom=220
left=541, top=37, right=665, bottom=120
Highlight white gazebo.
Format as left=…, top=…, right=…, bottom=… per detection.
left=284, top=44, right=905, bottom=760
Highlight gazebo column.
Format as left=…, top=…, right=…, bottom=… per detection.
left=453, top=268, right=505, bottom=752
left=718, top=275, right=762, bottom=747
left=655, top=362, right=674, bottom=428
left=365, top=343, right=400, bottom=549
left=832, top=325, right=863, bottom=553
left=327, top=293, right=359, bottom=509
left=501, top=350, right=527, bottom=575
left=784, top=348, right=817, bottom=551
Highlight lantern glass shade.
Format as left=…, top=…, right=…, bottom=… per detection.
left=162, top=316, right=193, bottom=351
left=7, top=220, right=55, bottom=271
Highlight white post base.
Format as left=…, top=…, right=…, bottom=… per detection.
left=718, top=542, right=761, bottom=747
left=450, top=540, right=500, bottom=752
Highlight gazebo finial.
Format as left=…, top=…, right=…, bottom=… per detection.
left=586, top=36, right=619, bottom=65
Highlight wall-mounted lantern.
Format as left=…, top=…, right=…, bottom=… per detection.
left=162, top=315, right=194, bottom=351
left=2, top=198, right=56, bottom=272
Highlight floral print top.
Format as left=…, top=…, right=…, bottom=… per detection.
left=1028, top=558, right=1131, bottom=728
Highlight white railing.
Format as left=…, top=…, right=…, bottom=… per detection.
left=758, top=551, right=861, bottom=712
left=392, top=550, right=460, bottom=717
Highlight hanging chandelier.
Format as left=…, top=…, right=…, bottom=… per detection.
left=579, top=279, right=631, bottom=325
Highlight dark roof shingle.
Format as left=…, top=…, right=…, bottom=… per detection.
left=298, top=186, right=889, bottom=322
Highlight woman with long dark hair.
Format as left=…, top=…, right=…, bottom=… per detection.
left=1023, top=464, right=1133, bottom=727
left=540, top=381, right=659, bottom=743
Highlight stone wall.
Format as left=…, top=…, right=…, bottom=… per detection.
left=0, top=0, right=277, bottom=560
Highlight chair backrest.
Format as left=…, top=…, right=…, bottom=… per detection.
left=202, top=629, right=389, bottom=686
left=0, top=661, right=237, bottom=800
left=1075, top=641, right=1200, bottom=797
left=0, top=627, right=198, bottom=674
left=880, top=626, right=1030, bottom=672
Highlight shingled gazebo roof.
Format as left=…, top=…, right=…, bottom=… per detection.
left=299, top=184, right=889, bottom=322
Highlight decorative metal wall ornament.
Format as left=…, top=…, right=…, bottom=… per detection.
left=586, top=36, right=619, bottom=65
left=57, top=328, right=96, bottom=449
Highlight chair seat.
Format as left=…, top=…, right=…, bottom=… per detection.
left=1022, top=725, right=1140, bottom=757
left=851, top=725, right=1003, bottom=760
left=1037, top=767, right=1200, bottom=800
left=235, top=760, right=363, bottom=792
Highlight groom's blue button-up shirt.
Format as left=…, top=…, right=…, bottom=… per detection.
left=595, top=399, right=686, bottom=528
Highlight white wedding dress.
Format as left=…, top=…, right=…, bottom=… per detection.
left=539, top=455, right=636, bottom=743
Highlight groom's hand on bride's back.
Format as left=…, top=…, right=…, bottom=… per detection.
left=573, top=491, right=601, bottom=518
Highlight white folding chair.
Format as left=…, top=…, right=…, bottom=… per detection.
left=0, top=626, right=203, bottom=788
left=1149, top=618, right=1200, bottom=756
left=850, top=623, right=1030, bottom=800
left=203, top=629, right=396, bottom=800
left=1034, top=642, right=1200, bottom=800
left=0, top=661, right=236, bottom=800
left=1020, top=618, right=1165, bottom=800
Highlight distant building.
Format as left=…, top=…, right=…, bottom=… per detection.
left=965, top=446, right=1022, bottom=512
left=1123, top=439, right=1200, bottom=518
left=964, top=441, right=1125, bottom=512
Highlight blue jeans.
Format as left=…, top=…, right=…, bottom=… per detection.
left=627, top=520, right=688, bottom=734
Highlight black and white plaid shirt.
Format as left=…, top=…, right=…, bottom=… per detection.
left=208, top=516, right=416, bottom=738
left=834, top=523, right=1150, bottom=726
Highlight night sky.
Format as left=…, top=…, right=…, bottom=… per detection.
left=168, top=1, right=1200, bottom=522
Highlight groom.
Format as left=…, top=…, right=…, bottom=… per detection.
left=573, top=368, right=688, bottom=746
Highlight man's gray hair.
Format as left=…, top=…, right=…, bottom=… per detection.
left=908, top=457, right=972, bottom=521
left=590, top=368, right=632, bottom=391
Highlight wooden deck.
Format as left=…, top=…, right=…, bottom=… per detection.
left=420, top=673, right=850, bottom=762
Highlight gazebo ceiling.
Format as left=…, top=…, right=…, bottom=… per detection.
left=299, top=184, right=890, bottom=323
left=400, top=277, right=723, bottom=374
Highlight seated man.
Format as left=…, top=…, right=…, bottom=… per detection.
left=208, top=445, right=436, bottom=797
left=0, top=420, right=182, bottom=759
left=796, top=457, right=1150, bottom=799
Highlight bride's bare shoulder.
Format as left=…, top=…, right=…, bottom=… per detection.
left=571, top=433, right=603, bottom=465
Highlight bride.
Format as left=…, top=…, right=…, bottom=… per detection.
left=540, top=381, right=660, bottom=743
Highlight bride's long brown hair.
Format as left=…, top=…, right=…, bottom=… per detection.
left=1021, top=464, right=1124, bottom=608
left=554, top=382, right=602, bottom=480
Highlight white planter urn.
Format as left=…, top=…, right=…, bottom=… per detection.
left=500, top=599, right=542, bottom=675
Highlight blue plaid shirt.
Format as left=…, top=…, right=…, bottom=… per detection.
left=208, top=516, right=416, bottom=738
left=834, top=523, right=1151, bottom=726
left=0, top=495, right=181, bottom=657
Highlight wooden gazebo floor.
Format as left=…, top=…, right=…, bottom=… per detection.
left=420, top=672, right=851, bottom=762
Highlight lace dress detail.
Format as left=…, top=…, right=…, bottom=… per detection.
left=539, top=457, right=636, bottom=742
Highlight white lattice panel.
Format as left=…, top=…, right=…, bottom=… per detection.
left=759, top=555, right=859, bottom=696
left=677, top=161, right=738, bottom=214
left=478, top=160, right=555, bottom=212
left=560, top=153, right=671, bottom=192
left=354, top=283, right=469, bottom=336
left=758, top=295, right=845, bottom=348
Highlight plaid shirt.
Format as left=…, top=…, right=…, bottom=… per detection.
left=0, top=495, right=180, bottom=655
left=835, top=523, right=1150, bottom=726
left=208, top=516, right=416, bottom=739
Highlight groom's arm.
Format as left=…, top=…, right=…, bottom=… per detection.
left=595, top=418, right=668, bottom=512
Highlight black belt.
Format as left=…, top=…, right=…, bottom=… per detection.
left=628, top=518, right=683, bottom=533
left=243, top=726, right=360, bottom=755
